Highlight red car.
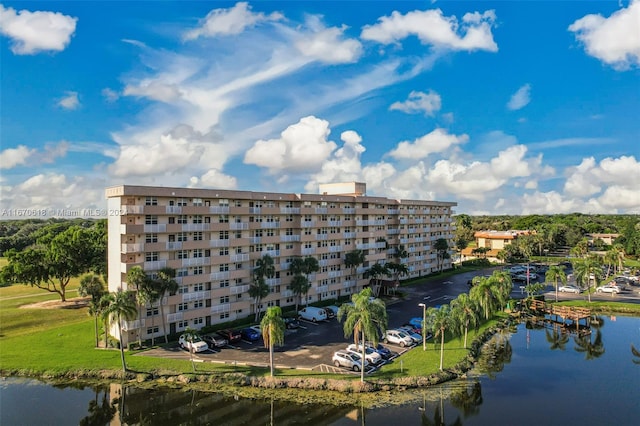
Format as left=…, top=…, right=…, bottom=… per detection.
left=216, top=329, right=241, bottom=343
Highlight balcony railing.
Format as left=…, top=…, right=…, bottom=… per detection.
left=210, top=271, right=230, bottom=280
left=166, top=206, right=182, bottom=214
left=167, top=312, right=183, bottom=323
left=301, top=248, right=315, bottom=255
left=210, top=304, right=230, bottom=314
left=182, top=223, right=210, bottom=232
left=123, top=319, right=145, bottom=331
left=280, top=207, right=300, bottom=214
left=121, top=243, right=144, bottom=253
left=144, top=224, right=166, bottom=233
left=182, top=290, right=211, bottom=302
left=329, top=246, right=342, bottom=252
left=266, top=278, right=281, bottom=287
left=144, top=260, right=166, bottom=270
left=328, top=270, right=342, bottom=278
left=230, top=285, right=249, bottom=294
left=280, top=235, right=300, bottom=242
left=181, top=257, right=208, bottom=267
left=209, top=206, right=230, bottom=214
left=210, top=239, right=229, bottom=247
left=261, top=222, right=280, bottom=229
left=230, top=253, right=249, bottom=262
left=122, top=205, right=144, bottom=214
left=230, top=222, right=248, bottom=230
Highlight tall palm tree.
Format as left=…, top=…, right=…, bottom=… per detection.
left=487, top=270, right=511, bottom=309
left=102, top=290, right=138, bottom=372
left=431, top=305, right=452, bottom=371
left=289, top=256, right=319, bottom=306
left=364, top=263, right=389, bottom=297
left=289, top=274, right=309, bottom=313
left=450, top=293, right=479, bottom=349
left=344, top=249, right=366, bottom=283
left=126, top=266, right=149, bottom=348
left=573, top=256, right=602, bottom=302
left=137, top=281, right=160, bottom=346
left=612, top=243, right=626, bottom=274
left=260, top=306, right=285, bottom=377
left=384, top=262, right=408, bottom=296
left=337, top=287, right=388, bottom=382
left=545, top=265, right=567, bottom=302
left=434, top=238, right=450, bottom=272
left=155, top=267, right=179, bottom=344
left=78, top=273, right=107, bottom=348
left=250, top=254, right=275, bottom=321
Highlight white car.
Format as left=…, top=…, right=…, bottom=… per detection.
left=346, top=344, right=382, bottom=365
left=383, top=329, right=414, bottom=347
left=332, top=350, right=368, bottom=371
left=596, top=285, right=620, bottom=294
left=558, top=285, right=580, bottom=294
left=397, top=326, right=423, bottom=344
left=178, top=334, right=209, bottom=353
left=249, top=325, right=262, bottom=337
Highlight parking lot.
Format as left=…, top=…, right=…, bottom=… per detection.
left=139, top=266, right=640, bottom=372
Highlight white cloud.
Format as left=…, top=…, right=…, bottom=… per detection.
left=361, top=8, right=498, bottom=52
left=507, top=84, right=531, bottom=110
left=569, top=0, right=640, bottom=70
left=0, top=4, right=77, bottom=55
left=389, top=90, right=442, bottom=116
left=0, top=145, right=35, bottom=169
left=294, top=16, right=362, bottom=64
left=183, top=2, right=283, bottom=40
left=387, top=128, right=468, bottom=160
left=190, top=169, right=238, bottom=189
left=244, top=116, right=337, bottom=174
left=58, top=91, right=80, bottom=110
left=102, top=88, right=119, bottom=102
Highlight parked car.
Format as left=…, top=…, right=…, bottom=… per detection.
left=397, top=326, right=423, bottom=344
left=216, top=329, right=242, bottom=343
left=298, top=306, right=328, bottom=322
left=284, top=317, right=300, bottom=329
left=346, top=344, right=382, bottom=365
left=368, top=342, right=393, bottom=359
left=408, top=317, right=424, bottom=330
left=596, top=285, right=620, bottom=294
left=332, top=350, right=367, bottom=371
left=203, top=334, right=227, bottom=349
left=241, top=327, right=261, bottom=342
left=248, top=325, right=262, bottom=337
left=383, top=329, right=414, bottom=347
left=558, top=285, right=581, bottom=294
left=178, top=334, right=209, bottom=353
left=325, top=305, right=339, bottom=318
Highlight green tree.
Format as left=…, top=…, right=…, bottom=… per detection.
left=127, top=266, right=150, bottom=348
left=250, top=254, right=275, bottom=321
left=450, top=293, right=479, bottom=349
left=102, top=290, right=138, bottom=372
left=78, top=273, right=107, bottom=348
left=337, top=287, right=388, bottom=382
left=573, top=256, right=602, bottom=303
left=260, top=306, right=285, bottom=377
left=470, top=277, right=498, bottom=320
left=574, top=329, right=605, bottom=360
left=431, top=304, right=452, bottom=371
left=545, top=265, right=567, bottom=302
left=434, top=238, right=450, bottom=272
left=1, top=226, right=98, bottom=301
left=290, top=256, right=319, bottom=306
left=344, top=249, right=366, bottom=283
left=154, top=267, right=179, bottom=344
left=364, top=262, right=388, bottom=297
left=289, top=274, right=309, bottom=313
left=384, top=262, right=408, bottom=296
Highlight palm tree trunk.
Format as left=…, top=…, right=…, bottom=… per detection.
left=94, top=315, right=99, bottom=348
left=118, top=318, right=127, bottom=372
left=439, top=331, right=445, bottom=371
left=150, top=304, right=155, bottom=347
left=159, top=297, right=168, bottom=344
left=464, top=325, right=468, bottom=349
left=269, top=329, right=274, bottom=377
left=361, top=329, right=366, bottom=383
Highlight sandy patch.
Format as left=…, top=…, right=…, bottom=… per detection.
left=19, top=296, right=90, bottom=310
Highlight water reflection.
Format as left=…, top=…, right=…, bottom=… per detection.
left=544, top=327, right=569, bottom=351
left=573, top=329, right=605, bottom=360
left=475, top=332, right=513, bottom=379
left=632, top=344, right=640, bottom=365
left=79, top=387, right=116, bottom=426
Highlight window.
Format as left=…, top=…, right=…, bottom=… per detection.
left=220, top=230, right=229, bottom=240
left=146, top=233, right=158, bottom=243
left=177, top=215, right=188, bottom=224
left=193, top=198, right=203, bottom=206
left=177, top=269, right=188, bottom=278
left=145, top=252, right=158, bottom=261
left=177, top=198, right=188, bottom=206
left=220, top=313, right=229, bottom=320
left=193, top=266, right=203, bottom=275
left=145, top=197, right=158, bottom=206
left=146, top=326, right=159, bottom=334
left=193, top=215, right=203, bottom=224
left=219, top=247, right=229, bottom=256
left=193, top=300, right=203, bottom=309
left=193, top=317, right=204, bottom=325
left=286, top=215, right=293, bottom=222
left=168, top=217, right=175, bottom=224
left=178, top=320, right=188, bottom=328
left=178, top=303, right=188, bottom=311
left=145, top=215, right=158, bottom=225
left=235, top=200, right=242, bottom=207
left=220, top=279, right=229, bottom=288
left=177, top=250, right=188, bottom=259
left=193, top=249, right=203, bottom=258
left=146, top=307, right=159, bottom=316
left=194, top=283, right=204, bottom=292
left=219, top=199, right=229, bottom=206
left=219, top=264, right=229, bottom=272
left=193, top=232, right=203, bottom=241
left=177, top=232, right=187, bottom=242
left=220, top=296, right=230, bottom=304
left=219, top=215, right=229, bottom=223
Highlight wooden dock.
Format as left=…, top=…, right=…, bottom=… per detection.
left=528, top=300, right=592, bottom=333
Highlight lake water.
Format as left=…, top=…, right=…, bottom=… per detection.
left=2, top=315, right=639, bottom=425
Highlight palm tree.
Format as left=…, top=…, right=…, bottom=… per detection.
left=574, top=329, right=605, bottom=360
left=337, top=287, right=388, bottom=382
left=344, top=249, right=366, bottom=284
left=250, top=254, right=275, bottom=321
left=450, top=293, right=479, bottom=349
left=155, top=267, right=179, bottom=344
left=384, top=262, right=408, bottom=296
left=289, top=256, right=319, bottom=306
left=612, top=243, right=626, bottom=274
left=469, top=277, right=498, bottom=320
left=126, top=266, right=149, bottom=348
left=78, top=273, right=107, bottom=348
left=364, top=262, right=388, bottom=297
left=431, top=304, right=452, bottom=371
left=434, top=238, right=450, bottom=272
left=545, top=265, right=567, bottom=302
left=260, top=306, right=285, bottom=377
left=573, top=256, right=602, bottom=302
left=102, top=290, right=138, bottom=372
left=181, top=327, right=199, bottom=372
left=487, top=270, right=511, bottom=309
left=545, top=328, right=569, bottom=351
left=289, top=274, right=309, bottom=313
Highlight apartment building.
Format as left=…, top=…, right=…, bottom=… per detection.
left=106, top=182, right=456, bottom=344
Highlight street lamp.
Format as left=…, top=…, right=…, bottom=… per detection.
left=418, top=303, right=427, bottom=351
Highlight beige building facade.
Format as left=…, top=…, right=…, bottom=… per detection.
left=106, top=183, right=456, bottom=344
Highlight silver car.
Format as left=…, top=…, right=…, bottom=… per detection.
left=332, top=350, right=367, bottom=371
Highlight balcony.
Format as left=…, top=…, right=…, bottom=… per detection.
left=261, top=222, right=280, bottom=229
left=230, top=253, right=249, bottom=262
left=144, top=224, right=166, bottom=233
left=230, top=285, right=249, bottom=294
left=182, top=290, right=211, bottom=302
left=166, top=206, right=182, bottom=214
left=328, top=220, right=342, bottom=227
left=266, top=278, right=281, bottom=287
left=166, top=241, right=182, bottom=250
left=282, top=290, right=294, bottom=298
left=122, top=205, right=144, bottom=214
left=356, top=243, right=371, bottom=250
left=342, top=207, right=355, bottom=214
left=315, top=207, right=328, bottom=214
left=280, top=207, right=300, bottom=214
left=316, top=234, right=328, bottom=240
left=328, top=270, right=342, bottom=278
left=315, top=285, right=328, bottom=293
left=121, top=243, right=144, bottom=253
left=210, top=239, right=229, bottom=247
left=280, top=262, right=290, bottom=270
left=210, top=304, right=231, bottom=314
left=230, top=222, right=248, bottom=230
left=280, top=235, right=300, bottom=242
left=264, top=249, right=280, bottom=257
left=209, top=206, right=230, bottom=214
left=301, top=248, right=315, bottom=255
left=301, top=221, right=316, bottom=228
left=167, top=312, right=183, bottom=323
left=343, top=281, right=356, bottom=288
left=123, top=319, right=145, bottom=331
left=144, top=260, right=166, bottom=270
left=329, top=245, right=342, bottom=252
left=249, top=207, right=261, bottom=214
left=182, top=223, right=210, bottom=232
left=387, top=209, right=399, bottom=214
left=250, top=237, right=262, bottom=244
left=181, top=257, right=209, bottom=267
left=343, top=232, right=356, bottom=239
left=387, top=228, right=400, bottom=235
left=210, top=271, right=230, bottom=280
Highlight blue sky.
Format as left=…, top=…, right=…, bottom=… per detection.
left=1, top=1, right=639, bottom=217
